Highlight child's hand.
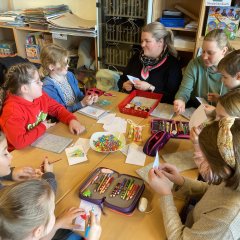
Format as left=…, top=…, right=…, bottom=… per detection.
left=40, top=157, right=53, bottom=173
left=190, top=126, right=201, bottom=145
left=81, top=95, right=96, bottom=106
left=207, top=92, right=220, bottom=103
left=148, top=168, right=173, bottom=196
left=92, top=94, right=98, bottom=103
left=55, top=207, right=85, bottom=230
left=42, top=120, right=56, bottom=129
left=12, top=166, right=36, bottom=181
left=123, top=80, right=133, bottom=91
left=173, top=99, right=185, bottom=114
left=69, top=119, right=85, bottom=135
left=157, top=163, right=184, bottom=187
left=87, top=211, right=102, bottom=240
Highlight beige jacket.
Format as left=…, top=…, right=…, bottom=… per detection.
left=160, top=178, right=240, bottom=240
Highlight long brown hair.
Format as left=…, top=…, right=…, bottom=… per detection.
left=199, top=119, right=240, bottom=190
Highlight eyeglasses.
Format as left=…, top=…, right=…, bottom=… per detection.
left=29, top=79, right=42, bottom=85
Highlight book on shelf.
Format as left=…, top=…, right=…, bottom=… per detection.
left=77, top=106, right=107, bottom=120
left=31, top=133, right=73, bottom=153
left=205, top=6, right=240, bottom=40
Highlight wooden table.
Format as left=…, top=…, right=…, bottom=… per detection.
left=10, top=91, right=198, bottom=239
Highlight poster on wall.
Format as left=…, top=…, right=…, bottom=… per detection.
left=205, top=0, right=231, bottom=6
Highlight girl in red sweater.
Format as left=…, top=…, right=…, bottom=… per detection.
left=0, top=62, right=85, bottom=151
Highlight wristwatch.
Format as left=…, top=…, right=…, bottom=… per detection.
left=148, top=84, right=155, bottom=92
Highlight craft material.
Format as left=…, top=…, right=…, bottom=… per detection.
left=90, top=132, right=126, bottom=152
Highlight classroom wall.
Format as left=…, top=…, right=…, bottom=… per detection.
left=11, top=0, right=96, bottom=20
left=0, top=0, right=9, bottom=12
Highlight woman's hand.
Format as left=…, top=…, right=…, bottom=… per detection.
left=55, top=207, right=86, bottom=230
left=134, top=80, right=152, bottom=91
left=12, top=167, right=36, bottom=181
left=69, top=119, right=85, bottom=135
left=148, top=168, right=173, bottom=196
left=123, top=80, right=133, bottom=91
left=41, top=120, right=56, bottom=129
left=207, top=92, right=220, bottom=103
left=173, top=99, right=186, bottom=114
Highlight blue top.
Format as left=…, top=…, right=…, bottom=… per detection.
left=43, top=71, right=85, bottom=112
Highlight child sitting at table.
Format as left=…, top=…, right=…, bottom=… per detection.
left=40, top=44, right=98, bottom=112
left=0, top=131, right=101, bottom=240
left=148, top=117, right=240, bottom=239
left=207, top=49, right=240, bottom=103
left=0, top=62, right=85, bottom=151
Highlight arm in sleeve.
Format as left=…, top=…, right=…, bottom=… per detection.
left=173, top=178, right=209, bottom=200
left=161, top=59, right=182, bottom=104
left=42, top=172, right=57, bottom=194
left=160, top=194, right=233, bottom=240
left=2, top=114, right=46, bottom=149
left=46, top=94, right=77, bottom=124
left=117, top=54, right=138, bottom=91
left=174, top=60, right=197, bottom=103
left=0, top=167, right=14, bottom=181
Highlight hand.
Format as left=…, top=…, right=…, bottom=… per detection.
left=190, top=126, right=201, bottom=145
left=41, top=120, right=56, bottom=129
left=81, top=95, right=95, bottom=107
left=173, top=99, right=186, bottom=114
left=158, top=163, right=184, bottom=186
left=134, top=80, right=151, bottom=91
left=12, top=166, right=37, bottom=181
left=69, top=119, right=85, bottom=135
left=40, top=157, right=53, bottom=173
left=87, top=211, right=102, bottom=240
left=123, top=81, right=133, bottom=91
left=204, top=104, right=216, bottom=119
left=207, top=92, right=220, bottom=103
left=55, top=207, right=86, bottom=230
left=148, top=168, right=173, bottom=196
left=92, top=94, right=98, bottom=103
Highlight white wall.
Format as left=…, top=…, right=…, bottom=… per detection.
left=11, top=0, right=96, bottom=20
left=0, top=0, right=9, bottom=12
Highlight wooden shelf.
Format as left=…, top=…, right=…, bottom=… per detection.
left=16, top=26, right=50, bottom=33
left=166, top=27, right=197, bottom=32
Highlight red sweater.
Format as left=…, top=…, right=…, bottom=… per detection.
left=0, top=92, right=77, bottom=151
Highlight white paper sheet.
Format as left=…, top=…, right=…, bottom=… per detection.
left=97, top=113, right=116, bottom=124
left=74, top=138, right=90, bottom=154
left=65, top=145, right=88, bottom=165
left=189, top=104, right=208, bottom=129
left=153, top=151, right=160, bottom=168
left=75, top=200, right=101, bottom=231
left=103, top=117, right=127, bottom=133
left=196, top=97, right=208, bottom=105
left=127, top=75, right=139, bottom=84
left=125, top=143, right=146, bottom=166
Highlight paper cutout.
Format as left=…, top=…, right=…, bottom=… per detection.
left=125, top=143, right=146, bottom=166
left=189, top=104, right=208, bottom=129
left=153, top=151, right=160, bottom=168
left=127, top=75, right=139, bottom=84
left=65, top=145, right=88, bottom=165
left=196, top=97, right=208, bottom=105
left=74, top=138, right=90, bottom=154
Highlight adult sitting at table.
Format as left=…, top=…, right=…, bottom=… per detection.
left=149, top=117, right=240, bottom=240
left=174, top=29, right=233, bottom=114
left=117, top=22, right=182, bottom=104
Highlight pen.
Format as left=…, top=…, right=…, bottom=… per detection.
left=40, top=158, right=62, bottom=172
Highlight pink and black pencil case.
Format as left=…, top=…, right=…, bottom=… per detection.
left=79, top=167, right=145, bottom=215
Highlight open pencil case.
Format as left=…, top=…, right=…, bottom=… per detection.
left=151, top=118, right=190, bottom=139
left=79, top=167, right=145, bottom=215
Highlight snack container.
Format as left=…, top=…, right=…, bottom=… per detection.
left=79, top=167, right=145, bottom=215
left=118, top=90, right=162, bottom=118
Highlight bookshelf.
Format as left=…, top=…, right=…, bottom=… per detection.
left=195, top=1, right=240, bottom=55
left=152, top=0, right=202, bottom=54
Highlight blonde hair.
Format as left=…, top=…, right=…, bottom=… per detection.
left=0, top=180, right=54, bottom=240
left=40, top=44, right=68, bottom=78
left=142, top=22, right=178, bottom=57
left=204, top=29, right=234, bottom=53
